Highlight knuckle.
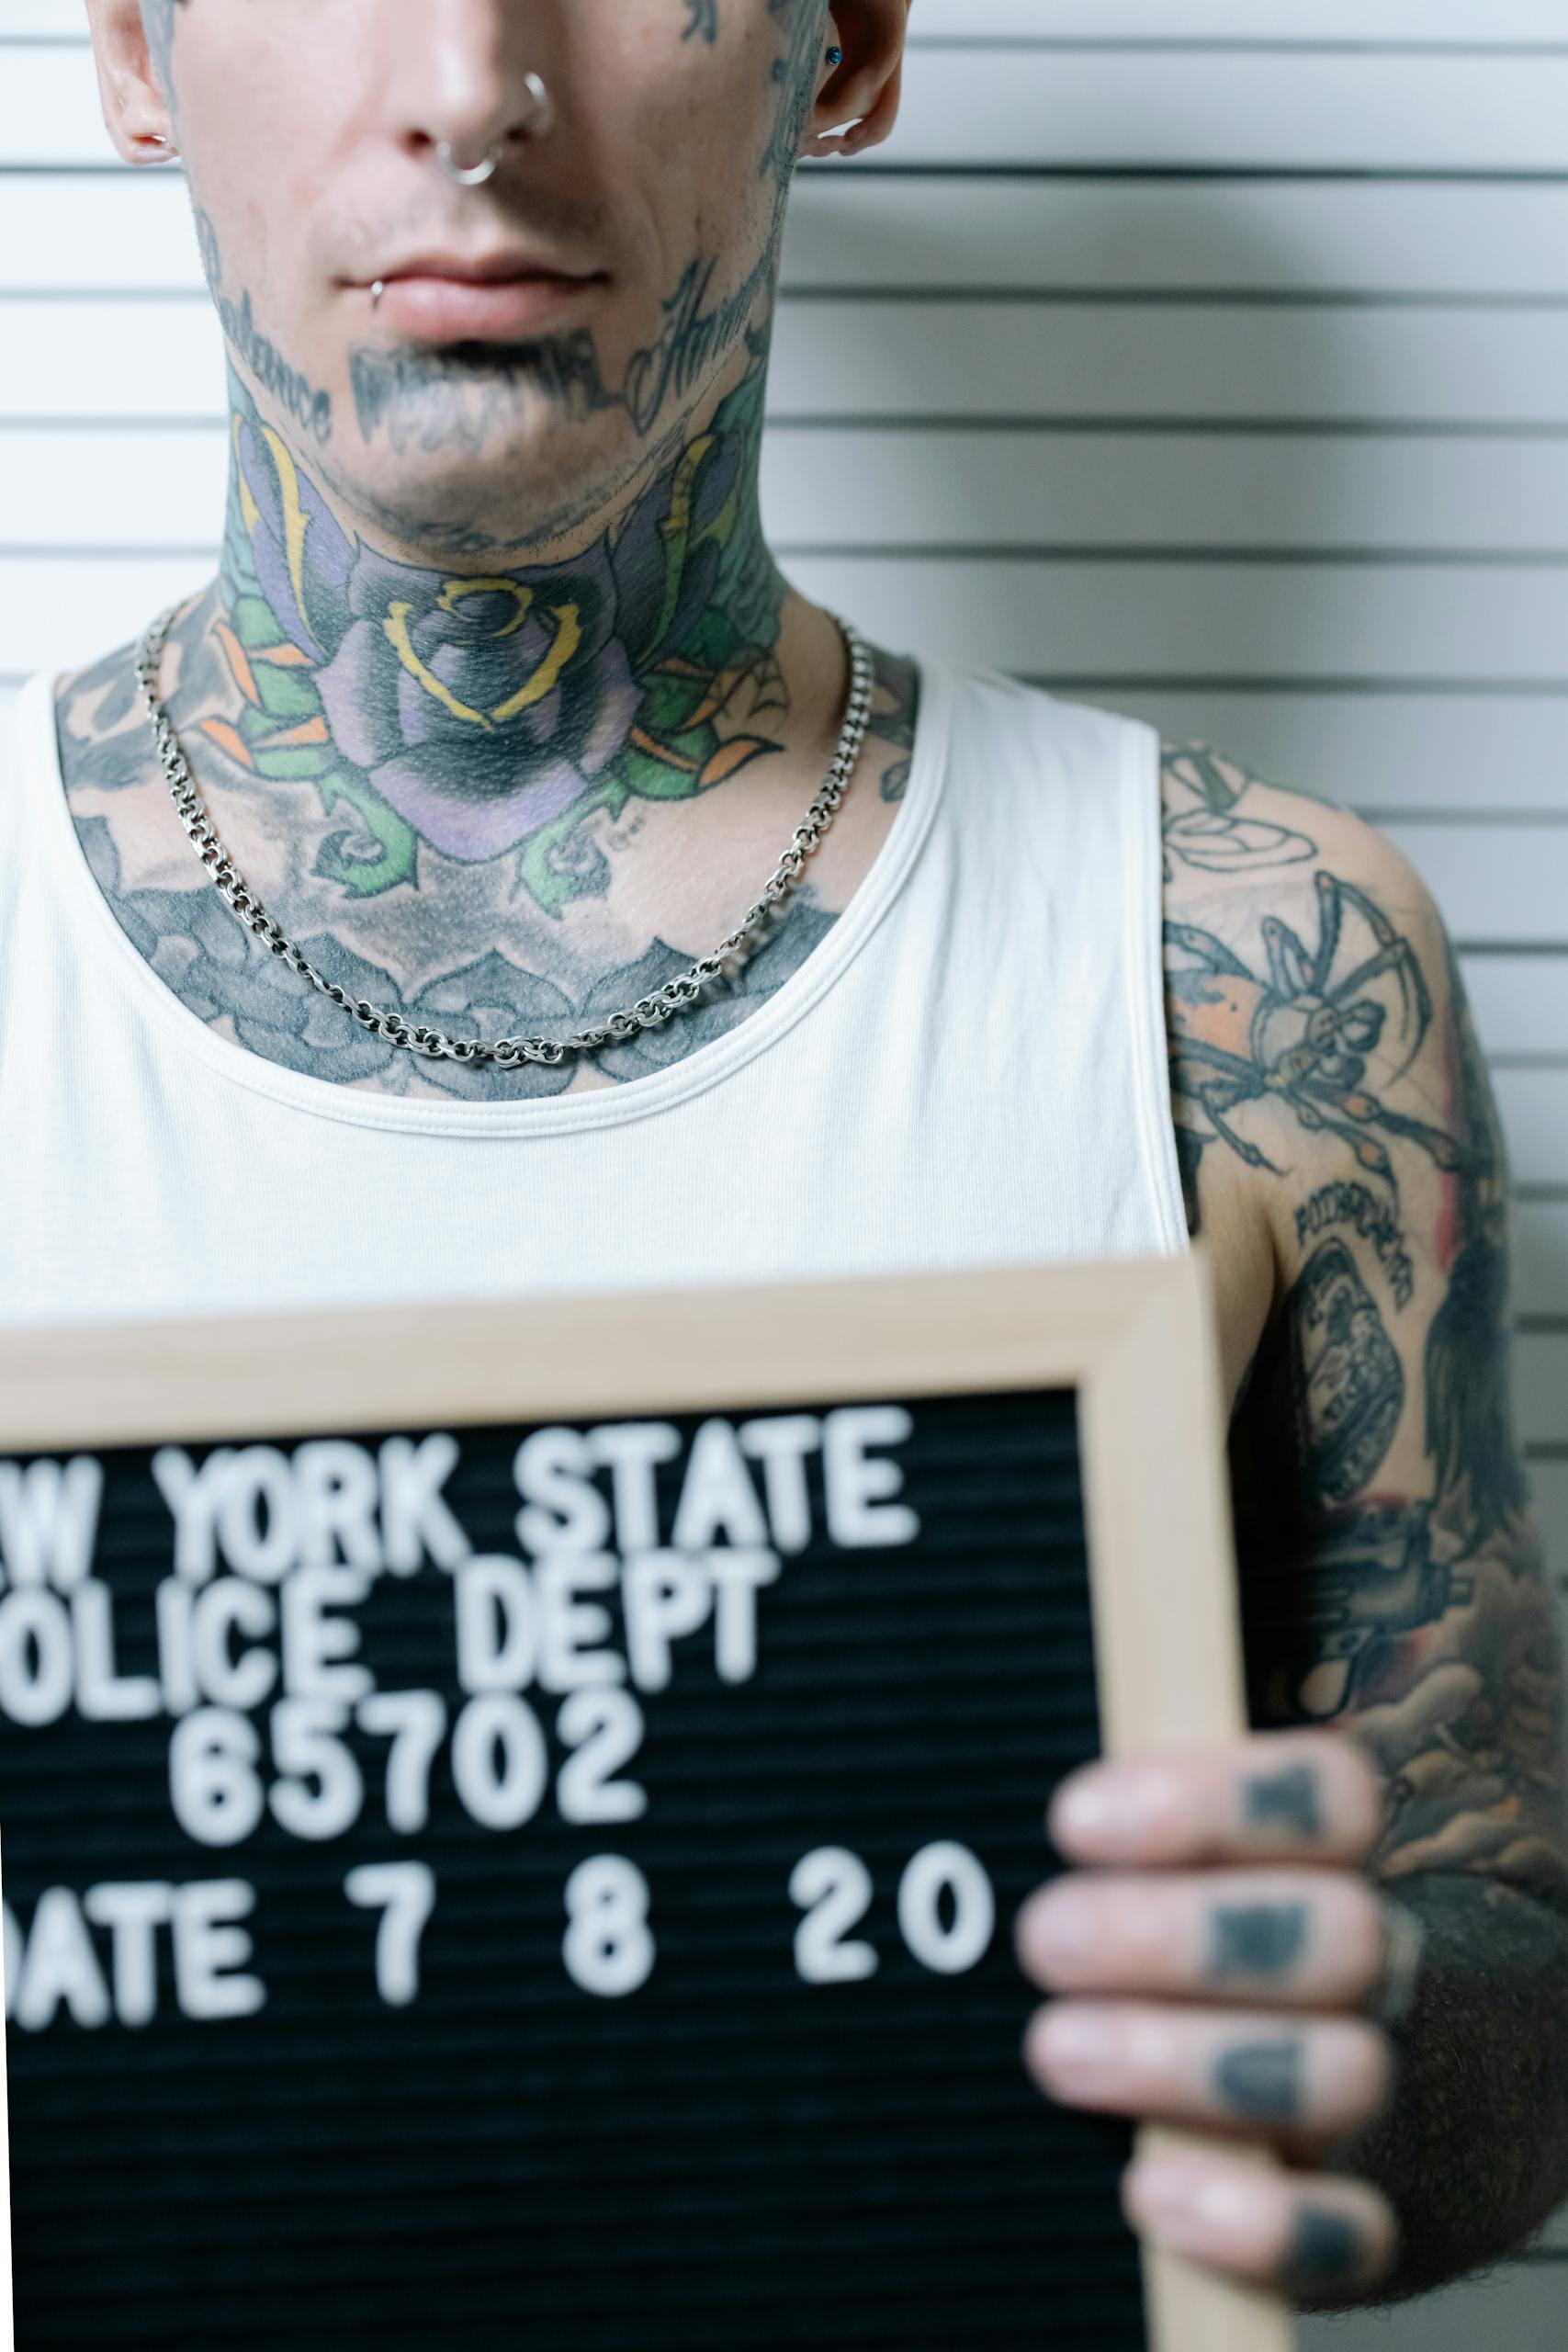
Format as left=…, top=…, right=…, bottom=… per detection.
left=1333, top=1878, right=1390, bottom=1995
left=1356, top=2187, right=1401, bottom=2278
left=1329, top=1737, right=1388, bottom=1853
left=1014, top=1880, right=1093, bottom=1982
left=1325, top=2018, right=1395, bottom=2122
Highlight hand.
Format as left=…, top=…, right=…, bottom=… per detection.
left=1015, top=1730, right=1403, bottom=2306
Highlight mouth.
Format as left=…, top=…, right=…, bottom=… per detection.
left=364, top=260, right=607, bottom=342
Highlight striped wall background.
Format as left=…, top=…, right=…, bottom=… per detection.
left=0, top=2, right=1564, bottom=2341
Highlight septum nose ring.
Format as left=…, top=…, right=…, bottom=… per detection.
left=435, top=70, right=554, bottom=183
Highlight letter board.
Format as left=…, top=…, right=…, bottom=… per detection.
left=0, top=1259, right=1292, bottom=2352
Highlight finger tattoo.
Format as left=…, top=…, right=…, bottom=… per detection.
left=1289, top=2207, right=1366, bottom=2290
left=1208, top=1902, right=1310, bottom=1981
left=1242, top=1765, right=1322, bottom=1841
left=1213, top=2037, right=1305, bottom=2122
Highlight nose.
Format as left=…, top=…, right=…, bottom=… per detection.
left=387, top=0, right=558, bottom=173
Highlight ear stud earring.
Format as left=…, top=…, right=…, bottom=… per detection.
left=826, top=45, right=843, bottom=65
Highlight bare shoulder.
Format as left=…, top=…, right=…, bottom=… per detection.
left=1162, top=739, right=1435, bottom=944
left=1158, top=739, right=1469, bottom=1387
left=1161, top=740, right=1457, bottom=1221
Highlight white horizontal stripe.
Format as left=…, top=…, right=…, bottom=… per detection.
left=784, top=181, right=1568, bottom=297
left=915, top=0, right=1568, bottom=36
left=1096, top=695, right=1568, bottom=816
left=1461, top=958, right=1568, bottom=1058
left=1514, top=1332, right=1568, bottom=1449
left=773, top=302, right=1568, bottom=427
left=785, top=556, right=1568, bottom=684
left=1383, top=825, right=1568, bottom=944
left=1517, top=1206, right=1568, bottom=1317
left=1495, top=1071, right=1568, bottom=1188
left=1529, top=1466, right=1568, bottom=1593
left=763, top=431, right=1568, bottom=553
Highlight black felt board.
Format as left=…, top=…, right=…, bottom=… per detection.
left=0, top=1387, right=1145, bottom=2351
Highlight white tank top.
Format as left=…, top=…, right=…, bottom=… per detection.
left=0, top=657, right=1187, bottom=1329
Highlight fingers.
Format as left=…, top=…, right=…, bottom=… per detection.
left=1049, top=1732, right=1382, bottom=1871
left=1024, top=2001, right=1392, bottom=2141
left=1123, top=2149, right=1397, bottom=2305
left=1017, top=1869, right=1387, bottom=2008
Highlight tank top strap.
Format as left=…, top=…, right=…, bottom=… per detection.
left=912, top=662, right=1185, bottom=1261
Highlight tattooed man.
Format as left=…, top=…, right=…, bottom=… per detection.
left=3, top=0, right=1562, bottom=2322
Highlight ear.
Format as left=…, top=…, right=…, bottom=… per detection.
left=799, top=1, right=914, bottom=163
left=83, top=0, right=182, bottom=164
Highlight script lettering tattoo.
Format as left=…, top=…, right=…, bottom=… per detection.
left=1243, top=1765, right=1324, bottom=1841
left=1296, top=1180, right=1415, bottom=1312
left=622, top=255, right=780, bottom=439
left=683, top=0, right=721, bottom=38
left=197, top=211, right=333, bottom=449
left=1213, top=2039, right=1304, bottom=2123
left=1208, top=1903, right=1309, bottom=1981
left=349, top=247, right=783, bottom=459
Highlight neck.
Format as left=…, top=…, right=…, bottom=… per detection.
left=198, top=348, right=797, bottom=918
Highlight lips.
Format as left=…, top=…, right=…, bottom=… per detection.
left=367, top=254, right=604, bottom=342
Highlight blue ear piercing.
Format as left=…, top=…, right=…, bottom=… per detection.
left=826, top=45, right=843, bottom=65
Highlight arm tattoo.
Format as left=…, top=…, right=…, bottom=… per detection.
left=1170, top=746, right=1568, bottom=2292
left=1237, top=959, right=1564, bottom=1896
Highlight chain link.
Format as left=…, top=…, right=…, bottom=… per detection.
left=132, top=605, right=877, bottom=1070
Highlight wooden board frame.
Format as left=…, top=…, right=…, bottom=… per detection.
left=0, top=1251, right=1292, bottom=2352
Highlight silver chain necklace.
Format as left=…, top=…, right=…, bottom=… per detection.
left=132, top=604, right=875, bottom=1070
